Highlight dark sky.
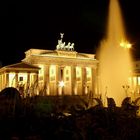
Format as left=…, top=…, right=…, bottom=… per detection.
left=1, top=0, right=140, bottom=66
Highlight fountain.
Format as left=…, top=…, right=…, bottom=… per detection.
left=97, top=0, right=132, bottom=106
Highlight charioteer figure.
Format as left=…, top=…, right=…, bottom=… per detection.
left=56, top=33, right=75, bottom=51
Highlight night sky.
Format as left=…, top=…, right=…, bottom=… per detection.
left=1, top=0, right=140, bottom=66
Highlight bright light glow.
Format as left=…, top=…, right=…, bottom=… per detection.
left=120, top=41, right=132, bottom=49
left=98, top=0, right=133, bottom=106
left=59, top=81, right=65, bottom=87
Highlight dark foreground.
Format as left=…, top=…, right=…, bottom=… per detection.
left=0, top=87, right=140, bottom=140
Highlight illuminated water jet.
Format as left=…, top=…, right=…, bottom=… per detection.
left=98, top=0, right=132, bottom=106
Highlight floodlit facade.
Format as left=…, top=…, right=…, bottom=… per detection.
left=0, top=34, right=98, bottom=97
left=130, top=60, right=140, bottom=100
left=0, top=62, right=40, bottom=97
left=0, top=33, right=140, bottom=105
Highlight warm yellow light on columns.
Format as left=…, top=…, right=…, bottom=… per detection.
left=58, top=80, right=65, bottom=95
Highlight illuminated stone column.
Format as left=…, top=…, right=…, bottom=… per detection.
left=60, top=66, right=64, bottom=95
left=58, top=66, right=64, bottom=95
left=71, top=66, right=76, bottom=95
left=4, top=73, right=7, bottom=87
left=43, top=65, right=47, bottom=95
left=5, top=72, right=9, bottom=87
left=49, top=65, right=58, bottom=95
left=76, top=66, right=83, bottom=95
left=82, top=67, right=86, bottom=95
left=0, top=74, right=1, bottom=90
left=91, top=67, right=96, bottom=97
left=0, top=74, right=2, bottom=90
left=33, top=72, right=38, bottom=96
left=27, top=72, right=30, bottom=87
left=15, top=72, right=18, bottom=88
left=46, top=65, right=50, bottom=95
left=55, top=65, right=59, bottom=95
left=2, top=74, right=4, bottom=89
left=2, top=73, right=5, bottom=88
left=1, top=74, right=3, bottom=90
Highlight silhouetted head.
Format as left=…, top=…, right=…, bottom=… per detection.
left=0, top=87, right=21, bottom=100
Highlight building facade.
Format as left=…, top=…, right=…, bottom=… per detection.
left=0, top=34, right=99, bottom=97
left=130, top=60, right=140, bottom=100
left=1, top=33, right=140, bottom=106
left=0, top=62, right=40, bottom=97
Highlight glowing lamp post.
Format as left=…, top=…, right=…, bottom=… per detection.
left=58, top=81, right=65, bottom=95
